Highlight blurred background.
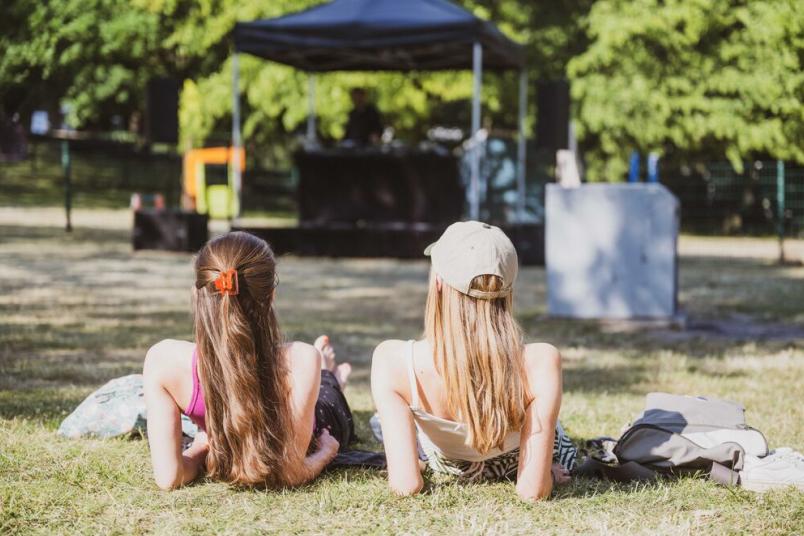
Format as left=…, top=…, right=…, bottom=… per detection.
left=1, top=0, right=801, bottom=239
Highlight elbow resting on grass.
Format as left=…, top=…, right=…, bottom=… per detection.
left=154, top=472, right=183, bottom=492
left=390, top=474, right=424, bottom=497
left=516, top=481, right=552, bottom=502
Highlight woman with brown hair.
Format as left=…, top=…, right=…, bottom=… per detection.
left=143, top=231, right=353, bottom=490
left=371, top=221, right=577, bottom=501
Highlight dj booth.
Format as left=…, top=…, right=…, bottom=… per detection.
left=234, top=146, right=544, bottom=264
left=129, top=143, right=543, bottom=264
left=228, top=0, right=543, bottom=262
left=294, top=147, right=463, bottom=225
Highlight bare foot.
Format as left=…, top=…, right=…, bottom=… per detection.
left=335, top=363, right=352, bottom=389
left=313, top=335, right=352, bottom=389
left=314, top=335, right=336, bottom=372
left=551, top=463, right=571, bottom=485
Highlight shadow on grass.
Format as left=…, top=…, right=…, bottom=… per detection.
left=416, top=468, right=672, bottom=500
left=563, top=363, right=649, bottom=395
left=0, top=352, right=145, bottom=391
left=0, top=387, right=88, bottom=427
left=550, top=475, right=674, bottom=499
left=0, top=317, right=192, bottom=355
left=522, top=313, right=803, bottom=359
left=351, top=409, right=381, bottom=450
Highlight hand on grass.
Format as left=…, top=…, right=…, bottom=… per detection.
left=551, top=463, right=571, bottom=485
left=314, top=428, right=340, bottom=464
left=295, top=429, right=340, bottom=485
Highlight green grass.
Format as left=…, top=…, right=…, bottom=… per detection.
left=1, top=215, right=803, bottom=535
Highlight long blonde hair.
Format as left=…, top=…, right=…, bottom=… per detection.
left=424, top=272, right=526, bottom=454
left=193, top=231, right=296, bottom=487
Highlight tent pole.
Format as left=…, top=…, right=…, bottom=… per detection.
left=307, top=74, right=317, bottom=143
left=470, top=42, right=482, bottom=221
left=516, top=68, right=527, bottom=221
left=231, top=52, right=242, bottom=220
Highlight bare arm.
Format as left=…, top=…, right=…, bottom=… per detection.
left=371, top=341, right=423, bottom=495
left=143, top=342, right=207, bottom=490
left=282, top=342, right=339, bottom=487
left=284, top=429, right=340, bottom=487
left=515, top=343, right=563, bottom=502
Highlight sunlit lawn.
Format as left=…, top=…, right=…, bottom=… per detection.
left=1, top=210, right=803, bottom=535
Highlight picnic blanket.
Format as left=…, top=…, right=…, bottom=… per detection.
left=58, top=374, right=197, bottom=439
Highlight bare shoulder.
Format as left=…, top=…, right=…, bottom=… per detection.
left=284, top=341, right=322, bottom=380
left=143, top=339, right=194, bottom=380
left=523, top=342, right=561, bottom=371
left=285, top=341, right=321, bottom=365
left=371, top=339, right=409, bottom=373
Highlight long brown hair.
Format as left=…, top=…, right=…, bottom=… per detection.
left=193, top=231, right=294, bottom=487
left=424, top=272, right=526, bottom=454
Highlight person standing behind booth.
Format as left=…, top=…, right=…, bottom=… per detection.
left=344, top=88, right=383, bottom=145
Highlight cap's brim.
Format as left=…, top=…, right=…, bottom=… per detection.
left=423, top=242, right=436, bottom=256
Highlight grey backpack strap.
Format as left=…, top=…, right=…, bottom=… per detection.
left=709, top=461, right=740, bottom=487
left=575, top=458, right=658, bottom=482
left=709, top=449, right=743, bottom=487
left=577, top=457, right=742, bottom=487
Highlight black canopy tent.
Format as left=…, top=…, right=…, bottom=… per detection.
left=230, top=0, right=528, bottom=221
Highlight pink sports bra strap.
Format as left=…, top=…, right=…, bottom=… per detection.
left=186, top=349, right=204, bottom=419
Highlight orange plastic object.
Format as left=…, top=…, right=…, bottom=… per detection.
left=213, top=268, right=239, bottom=296
left=183, top=147, right=245, bottom=205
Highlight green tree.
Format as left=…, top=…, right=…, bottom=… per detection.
left=568, top=0, right=804, bottom=181
left=173, top=0, right=593, bottom=165
left=2, top=1, right=152, bottom=126
left=0, top=0, right=592, bottom=168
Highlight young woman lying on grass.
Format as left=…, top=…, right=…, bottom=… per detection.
left=371, top=221, right=577, bottom=501
left=144, top=232, right=353, bottom=490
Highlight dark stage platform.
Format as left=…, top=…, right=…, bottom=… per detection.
left=295, top=148, right=463, bottom=226
left=233, top=223, right=544, bottom=266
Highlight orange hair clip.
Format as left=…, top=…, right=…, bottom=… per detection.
left=213, top=268, right=239, bottom=296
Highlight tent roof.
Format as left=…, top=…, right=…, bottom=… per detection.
left=233, top=0, right=525, bottom=72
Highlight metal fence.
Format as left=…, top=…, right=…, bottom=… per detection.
left=0, top=137, right=296, bottom=214
left=661, top=160, right=804, bottom=238
left=3, top=138, right=803, bottom=240
left=1, top=137, right=183, bottom=208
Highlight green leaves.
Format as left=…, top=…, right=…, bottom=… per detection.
left=1, top=0, right=593, bottom=166
left=568, top=0, right=804, bottom=180
left=7, top=0, right=795, bottom=180
left=171, top=0, right=591, bottom=163
left=0, top=0, right=169, bottom=127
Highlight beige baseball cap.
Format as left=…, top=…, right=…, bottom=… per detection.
left=424, top=220, right=518, bottom=299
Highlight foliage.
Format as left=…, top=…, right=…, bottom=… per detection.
left=0, top=0, right=170, bottom=127
left=7, top=0, right=800, bottom=182
left=173, top=0, right=592, bottom=162
left=568, top=0, right=804, bottom=181
left=0, top=0, right=591, bottom=168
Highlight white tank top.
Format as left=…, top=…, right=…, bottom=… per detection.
left=406, top=340, right=521, bottom=462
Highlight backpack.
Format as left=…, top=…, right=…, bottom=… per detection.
left=577, top=392, right=768, bottom=486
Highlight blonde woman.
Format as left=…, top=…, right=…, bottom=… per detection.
left=371, top=221, right=576, bottom=501
left=144, top=232, right=353, bottom=490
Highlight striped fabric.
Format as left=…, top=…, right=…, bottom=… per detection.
left=422, top=421, right=578, bottom=481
